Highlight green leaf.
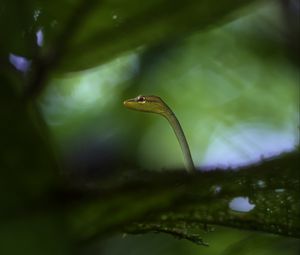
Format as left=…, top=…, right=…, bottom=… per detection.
left=35, top=0, right=254, bottom=72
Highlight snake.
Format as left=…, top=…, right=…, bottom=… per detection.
left=123, top=95, right=196, bottom=174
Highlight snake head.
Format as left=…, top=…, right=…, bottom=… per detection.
left=123, top=95, right=166, bottom=114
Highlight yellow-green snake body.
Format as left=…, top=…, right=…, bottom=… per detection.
left=124, top=95, right=196, bottom=174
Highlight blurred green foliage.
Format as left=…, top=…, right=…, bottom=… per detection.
left=0, top=0, right=299, bottom=254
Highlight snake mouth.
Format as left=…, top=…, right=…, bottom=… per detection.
left=123, top=98, right=138, bottom=110
left=123, top=98, right=134, bottom=105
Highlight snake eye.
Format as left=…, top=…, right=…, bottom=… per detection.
left=137, top=95, right=146, bottom=103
